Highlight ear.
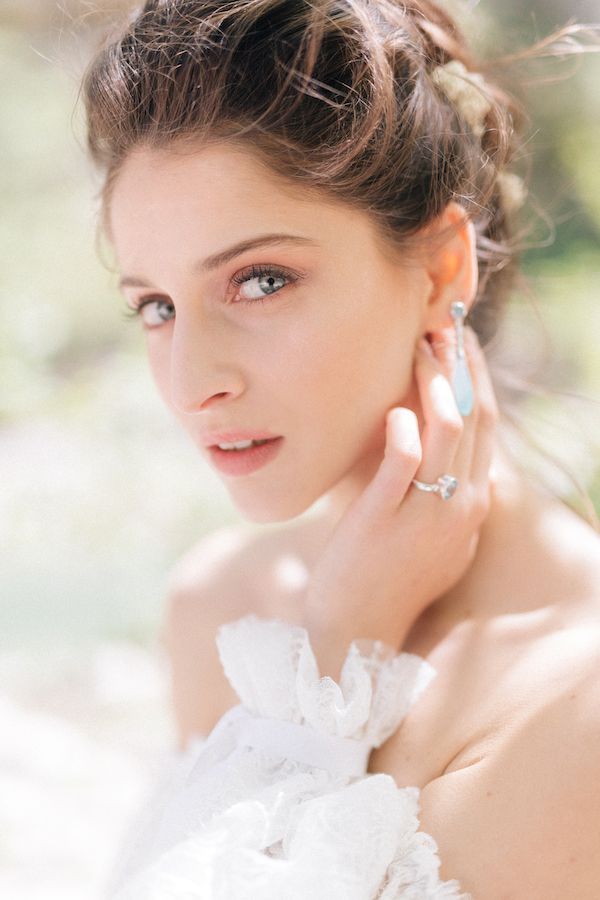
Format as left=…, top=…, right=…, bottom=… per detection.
left=420, top=201, right=478, bottom=333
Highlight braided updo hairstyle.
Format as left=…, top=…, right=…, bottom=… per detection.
left=80, top=0, right=599, bottom=525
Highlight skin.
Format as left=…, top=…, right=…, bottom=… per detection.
left=109, top=135, right=600, bottom=640
left=109, top=138, right=600, bottom=662
left=109, top=141, right=600, bottom=897
left=109, top=141, right=479, bottom=527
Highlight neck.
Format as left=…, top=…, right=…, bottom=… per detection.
left=316, top=438, right=563, bottom=652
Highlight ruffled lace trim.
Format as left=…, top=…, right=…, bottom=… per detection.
left=216, top=614, right=437, bottom=748
left=114, top=777, right=472, bottom=900
left=107, top=615, right=472, bottom=900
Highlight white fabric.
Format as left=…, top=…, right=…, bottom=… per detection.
left=106, top=613, right=472, bottom=899
left=193, top=703, right=373, bottom=776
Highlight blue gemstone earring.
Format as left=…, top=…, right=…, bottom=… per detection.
left=450, top=301, right=474, bottom=416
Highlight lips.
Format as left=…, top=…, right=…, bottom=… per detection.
left=207, top=436, right=284, bottom=476
left=201, top=429, right=282, bottom=448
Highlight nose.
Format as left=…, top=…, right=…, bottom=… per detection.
left=168, top=310, right=245, bottom=415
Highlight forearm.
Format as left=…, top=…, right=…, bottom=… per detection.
left=302, top=593, right=416, bottom=681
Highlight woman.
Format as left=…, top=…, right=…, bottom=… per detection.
left=81, top=1, right=600, bottom=897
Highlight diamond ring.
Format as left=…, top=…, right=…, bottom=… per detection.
left=411, top=474, right=458, bottom=501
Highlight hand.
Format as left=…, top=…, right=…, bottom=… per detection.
left=303, top=325, right=499, bottom=680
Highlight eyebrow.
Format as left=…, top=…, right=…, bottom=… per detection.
left=118, top=233, right=319, bottom=290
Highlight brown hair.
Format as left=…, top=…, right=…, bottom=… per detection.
left=80, top=0, right=600, bottom=527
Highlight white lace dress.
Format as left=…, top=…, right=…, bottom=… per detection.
left=105, top=614, right=471, bottom=899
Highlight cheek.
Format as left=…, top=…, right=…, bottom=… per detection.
left=301, top=303, right=415, bottom=411
left=372, top=327, right=417, bottom=398
left=293, top=306, right=419, bottom=475
left=145, top=336, right=173, bottom=406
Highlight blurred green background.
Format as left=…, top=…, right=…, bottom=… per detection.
left=0, top=2, right=599, bottom=895
left=1, top=0, right=600, bottom=649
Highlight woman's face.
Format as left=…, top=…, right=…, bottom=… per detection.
left=109, top=143, right=434, bottom=523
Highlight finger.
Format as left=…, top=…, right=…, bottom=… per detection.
left=413, top=336, right=464, bottom=484
left=447, top=324, right=479, bottom=476
left=428, top=325, right=457, bottom=383
left=358, top=407, right=422, bottom=519
left=466, top=328, right=500, bottom=490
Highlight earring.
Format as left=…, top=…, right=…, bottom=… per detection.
left=450, top=301, right=473, bottom=416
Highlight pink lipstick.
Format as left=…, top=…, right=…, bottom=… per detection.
left=207, top=436, right=284, bottom=476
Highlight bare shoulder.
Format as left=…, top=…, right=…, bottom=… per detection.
left=379, top=510, right=600, bottom=898
left=415, top=609, right=600, bottom=899
left=160, top=516, right=324, bottom=748
left=163, top=512, right=324, bottom=623
left=163, top=523, right=266, bottom=617
left=371, top=497, right=600, bottom=780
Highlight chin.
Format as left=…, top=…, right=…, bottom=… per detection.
left=225, top=482, right=320, bottom=525
left=224, top=467, right=343, bottom=525
left=216, top=433, right=384, bottom=526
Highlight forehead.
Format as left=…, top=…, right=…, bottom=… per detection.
left=107, top=142, right=382, bottom=266
left=110, top=142, right=290, bottom=214
left=111, top=144, right=314, bottom=240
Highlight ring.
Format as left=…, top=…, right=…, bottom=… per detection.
left=411, top=474, right=458, bottom=501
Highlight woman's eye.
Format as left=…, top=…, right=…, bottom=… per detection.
left=231, top=265, right=298, bottom=303
left=122, top=264, right=300, bottom=327
left=125, top=298, right=175, bottom=329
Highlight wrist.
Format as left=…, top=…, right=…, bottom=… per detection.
left=302, top=594, right=411, bottom=682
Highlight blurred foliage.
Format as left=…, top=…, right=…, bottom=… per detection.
left=0, top=0, right=599, bottom=647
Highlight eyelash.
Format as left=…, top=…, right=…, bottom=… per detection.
left=121, top=264, right=299, bottom=324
